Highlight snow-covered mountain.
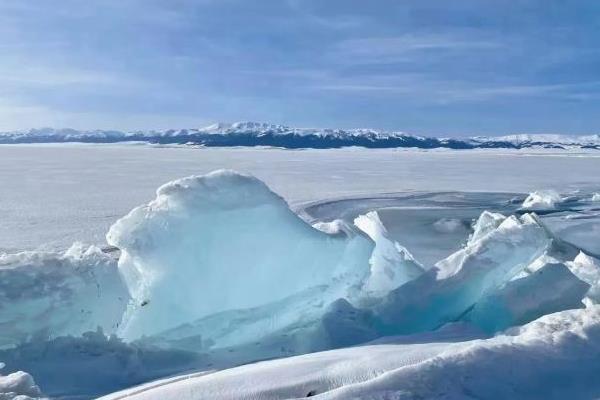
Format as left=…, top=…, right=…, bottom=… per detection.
left=0, top=121, right=599, bottom=149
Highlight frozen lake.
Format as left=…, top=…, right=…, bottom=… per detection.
left=1, top=144, right=600, bottom=252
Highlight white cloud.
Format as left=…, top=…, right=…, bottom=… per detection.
left=332, top=34, right=500, bottom=63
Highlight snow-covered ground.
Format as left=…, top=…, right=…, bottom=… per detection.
left=2, top=145, right=600, bottom=400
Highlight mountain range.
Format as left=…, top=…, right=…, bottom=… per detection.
left=1, top=121, right=599, bottom=150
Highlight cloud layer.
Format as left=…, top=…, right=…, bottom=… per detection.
left=1, top=0, right=599, bottom=135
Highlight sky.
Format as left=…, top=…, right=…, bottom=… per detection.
left=1, top=0, right=599, bottom=135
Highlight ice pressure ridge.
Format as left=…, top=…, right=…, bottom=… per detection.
left=2, top=170, right=600, bottom=399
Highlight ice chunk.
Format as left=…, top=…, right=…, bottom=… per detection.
left=566, top=252, right=600, bottom=303
left=468, top=262, right=589, bottom=332
left=312, top=219, right=355, bottom=237
left=0, top=244, right=128, bottom=348
left=354, top=211, right=424, bottom=296
left=522, top=253, right=560, bottom=274
left=106, top=170, right=374, bottom=340
left=468, top=211, right=506, bottom=245
left=521, top=190, right=563, bottom=210
left=376, top=213, right=551, bottom=334
left=137, top=284, right=379, bottom=367
left=432, top=218, right=466, bottom=234
left=592, top=193, right=600, bottom=202
left=0, top=370, right=44, bottom=400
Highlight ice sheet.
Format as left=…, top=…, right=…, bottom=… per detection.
left=1, top=145, right=600, bottom=251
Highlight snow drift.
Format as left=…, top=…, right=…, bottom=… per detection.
left=100, top=305, right=600, bottom=400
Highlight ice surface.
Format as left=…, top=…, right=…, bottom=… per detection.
left=0, top=244, right=128, bottom=348
left=2, top=145, right=600, bottom=251
left=521, top=189, right=563, bottom=210
left=106, top=170, right=374, bottom=340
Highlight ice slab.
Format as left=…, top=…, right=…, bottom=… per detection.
left=354, top=211, right=424, bottom=296
left=106, top=170, right=374, bottom=340
left=566, top=251, right=600, bottom=303
left=468, top=262, right=589, bottom=332
left=0, top=244, right=128, bottom=348
left=375, top=213, right=552, bottom=334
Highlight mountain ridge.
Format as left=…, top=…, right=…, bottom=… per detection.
left=1, top=121, right=599, bottom=149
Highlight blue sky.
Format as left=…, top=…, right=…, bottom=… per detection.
left=1, top=0, right=599, bottom=135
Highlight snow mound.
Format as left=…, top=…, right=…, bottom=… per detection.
left=99, top=306, right=600, bottom=400
left=521, top=190, right=563, bottom=210
left=354, top=211, right=424, bottom=296
left=107, top=170, right=374, bottom=340
left=0, top=244, right=128, bottom=348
